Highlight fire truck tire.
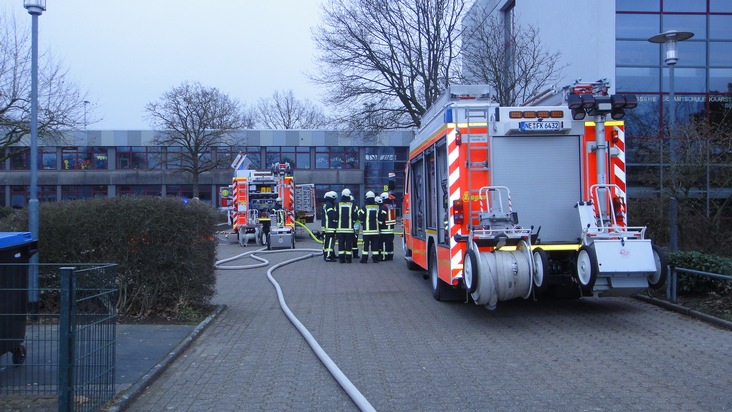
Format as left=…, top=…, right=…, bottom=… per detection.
left=463, top=249, right=479, bottom=294
left=576, top=246, right=598, bottom=290
left=532, top=248, right=550, bottom=295
left=429, top=245, right=447, bottom=301
left=648, top=244, right=668, bottom=289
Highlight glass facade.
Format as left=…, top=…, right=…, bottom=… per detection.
left=617, top=0, right=732, bottom=153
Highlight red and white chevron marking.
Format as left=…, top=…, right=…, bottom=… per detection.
left=447, top=129, right=463, bottom=270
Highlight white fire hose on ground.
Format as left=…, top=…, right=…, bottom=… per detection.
left=215, top=248, right=376, bottom=412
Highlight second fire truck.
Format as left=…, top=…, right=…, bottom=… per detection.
left=402, top=81, right=667, bottom=309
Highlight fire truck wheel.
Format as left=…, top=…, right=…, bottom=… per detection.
left=576, top=246, right=598, bottom=290
left=463, top=249, right=479, bottom=294
left=648, top=244, right=668, bottom=289
left=429, top=245, right=446, bottom=301
left=532, top=248, right=550, bottom=295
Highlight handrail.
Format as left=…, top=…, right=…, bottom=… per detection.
left=668, top=267, right=732, bottom=302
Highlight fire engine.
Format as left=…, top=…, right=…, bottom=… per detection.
left=221, top=155, right=296, bottom=249
left=402, top=80, right=667, bottom=309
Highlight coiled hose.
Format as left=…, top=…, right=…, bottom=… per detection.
left=215, top=248, right=376, bottom=412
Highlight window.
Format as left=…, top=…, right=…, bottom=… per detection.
left=662, top=68, right=706, bottom=93
left=662, top=15, right=706, bottom=40
left=61, top=185, right=108, bottom=200
left=662, top=0, right=706, bottom=13
left=117, top=146, right=163, bottom=169
left=224, top=146, right=261, bottom=169
left=9, top=148, right=29, bottom=170
left=116, top=185, right=162, bottom=197
left=616, top=14, right=660, bottom=39
left=616, top=41, right=659, bottom=66
left=62, top=147, right=108, bottom=170
left=315, top=147, right=359, bottom=169
left=265, top=146, right=310, bottom=169
left=710, top=16, right=732, bottom=41
left=41, top=147, right=57, bottom=170
left=616, top=67, right=660, bottom=92
left=709, top=68, right=732, bottom=92
left=617, top=0, right=660, bottom=12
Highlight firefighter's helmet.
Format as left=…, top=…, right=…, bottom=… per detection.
left=342, top=188, right=351, bottom=197
left=276, top=197, right=282, bottom=202
left=324, top=191, right=337, bottom=199
left=365, top=191, right=375, bottom=199
left=374, top=196, right=382, bottom=204
left=380, top=192, right=389, bottom=199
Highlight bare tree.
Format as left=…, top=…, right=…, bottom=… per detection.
left=313, top=0, right=465, bottom=129
left=253, top=90, right=328, bottom=129
left=145, top=81, right=252, bottom=198
left=0, top=12, right=91, bottom=161
left=461, top=4, right=565, bottom=106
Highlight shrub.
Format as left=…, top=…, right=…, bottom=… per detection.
left=0, top=197, right=217, bottom=319
left=668, top=251, right=732, bottom=295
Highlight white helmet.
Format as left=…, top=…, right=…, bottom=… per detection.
left=380, top=192, right=390, bottom=199
left=374, top=196, right=383, bottom=204
left=341, top=188, right=351, bottom=197
left=276, top=197, right=282, bottom=202
left=324, top=191, right=337, bottom=199
left=365, top=191, right=375, bottom=199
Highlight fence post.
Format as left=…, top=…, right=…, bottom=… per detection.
left=58, top=267, right=76, bottom=412
left=671, top=267, right=678, bottom=303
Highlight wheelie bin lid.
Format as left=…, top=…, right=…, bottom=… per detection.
left=0, top=232, right=35, bottom=249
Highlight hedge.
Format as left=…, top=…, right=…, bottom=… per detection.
left=0, top=196, right=217, bottom=319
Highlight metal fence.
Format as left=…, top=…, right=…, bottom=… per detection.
left=0, top=263, right=117, bottom=412
left=667, top=266, right=732, bottom=303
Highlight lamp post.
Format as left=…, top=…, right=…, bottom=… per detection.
left=649, top=29, right=694, bottom=253
left=24, top=0, right=46, bottom=316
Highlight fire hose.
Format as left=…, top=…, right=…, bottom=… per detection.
left=215, top=248, right=376, bottom=412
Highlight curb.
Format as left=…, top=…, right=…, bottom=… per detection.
left=634, top=295, right=732, bottom=331
left=104, top=304, right=227, bottom=412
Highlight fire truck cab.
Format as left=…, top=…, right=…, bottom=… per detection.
left=402, top=81, right=667, bottom=309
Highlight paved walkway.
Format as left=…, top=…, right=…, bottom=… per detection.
left=117, top=234, right=732, bottom=411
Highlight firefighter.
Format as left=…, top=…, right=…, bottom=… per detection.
left=380, top=192, right=396, bottom=261
left=350, top=195, right=361, bottom=259
left=321, top=191, right=338, bottom=262
left=272, top=197, right=285, bottom=227
left=358, top=191, right=384, bottom=263
left=336, top=189, right=357, bottom=263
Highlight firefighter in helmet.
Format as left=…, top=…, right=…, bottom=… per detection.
left=358, top=191, right=384, bottom=263
left=321, top=191, right=338, bottom=262
left=272, top=197, right=285, bottom=227
left=335, top=188, right=357, bottom=263
left=380, top=192, right=396, bottom=261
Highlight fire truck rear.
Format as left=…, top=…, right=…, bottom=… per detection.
left=402, top=81, right=667, bottom=309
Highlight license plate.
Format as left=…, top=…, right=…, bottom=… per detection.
left=519, top=121, right=561, bottom=131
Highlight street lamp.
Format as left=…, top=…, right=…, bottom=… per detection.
left=649, top=29, right=694, bottom=253
left=24, top=0, right=46, bottom=316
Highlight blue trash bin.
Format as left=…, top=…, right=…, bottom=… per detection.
left=0, top=232, right=38, bottom=365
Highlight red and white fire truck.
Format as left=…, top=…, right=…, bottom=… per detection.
left=402, top=81, right=667, bottom=308
left=221, top=156, right=296, bottom=249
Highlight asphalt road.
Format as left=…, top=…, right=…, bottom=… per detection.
left=127, top=235, right=732, bottom=411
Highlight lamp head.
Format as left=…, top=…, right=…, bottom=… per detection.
left=24, top=0, right=46, bottom=15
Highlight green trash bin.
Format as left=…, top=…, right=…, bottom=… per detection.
left=0, top=232, right=38, bottom=365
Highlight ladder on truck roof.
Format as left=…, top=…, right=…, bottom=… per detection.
left=463, top=107, right=490, bottom=233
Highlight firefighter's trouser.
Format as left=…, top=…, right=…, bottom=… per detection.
left=337, top=232, right=353, bottom=262
left=323, top=231, right=336, bottom=260
left=351, top=232, right=360, bottom=258
left=381, top=233, right=394, bottom=261
left=361, top=234, right=380, bottom=263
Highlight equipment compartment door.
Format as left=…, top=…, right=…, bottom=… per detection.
left=492, top=135, right=582, bottom=243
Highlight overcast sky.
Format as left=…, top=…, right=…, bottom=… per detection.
left=11, top=0, right=325, bottom=130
